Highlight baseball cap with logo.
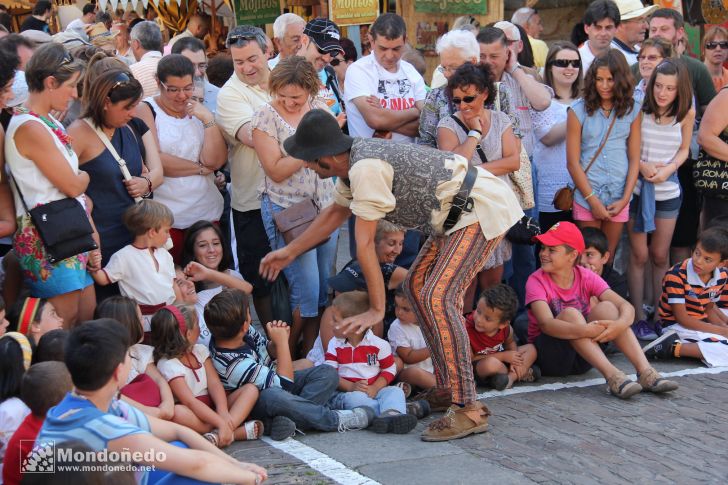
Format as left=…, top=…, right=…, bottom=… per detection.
left=303, top=18, right=343, bottom=55
left=533, top=221, right=586, bottom=253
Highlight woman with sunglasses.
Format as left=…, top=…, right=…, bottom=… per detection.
left=68, top=61, right=163, bottom=274
left=5, top=43, right=94, bottom=326
left=634, top=37, right=673, bottom=104
left=703, top=26, right=728, bottom=92
left=628, top=59, right=694, bottom=340
left=252, top=56, right=340, bottom=358
left=437, top=62, right=520, bottom=292
left=532, top=41, right=583, bottom=230
left=135, top=54, right=227, bottom=262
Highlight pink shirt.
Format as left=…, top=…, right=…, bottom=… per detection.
left=525, top=266, right=610, bottom=342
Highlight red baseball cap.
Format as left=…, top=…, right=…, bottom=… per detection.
left=533, top=221, right=585, bottom=253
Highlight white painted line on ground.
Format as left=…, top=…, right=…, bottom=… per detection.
left=262, top=436, right=381, bottom=485
left=477, top=365, right=728, bottom=400
left=263, top=366, right=728, bottom=484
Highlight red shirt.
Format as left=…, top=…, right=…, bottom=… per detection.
left=466, top=313, right=510, bottom=356
left=2, top=413, right=44, bottom=485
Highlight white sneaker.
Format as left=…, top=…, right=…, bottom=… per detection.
left=336, top=406, right=374, bottom=432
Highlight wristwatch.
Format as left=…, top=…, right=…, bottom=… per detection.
left=467, top=129, right=482, bottom=140
left=508, top=63, right=521, bottom=75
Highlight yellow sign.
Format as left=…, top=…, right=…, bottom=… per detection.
left=329, top=0, right=379, bottom=27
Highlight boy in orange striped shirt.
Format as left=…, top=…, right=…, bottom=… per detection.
left=644, top=227, right=728, bottom=366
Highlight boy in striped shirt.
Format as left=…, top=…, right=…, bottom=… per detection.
left=644, top=227, right=728, bottom=366
left=325, top=291, right=426, bottom=434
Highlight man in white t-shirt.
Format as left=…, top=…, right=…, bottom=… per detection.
left=578, top=0, right=621, bottom=73
left=344, top=13, right=426, bottom=143
left=65, top=3, right=95, bottom=41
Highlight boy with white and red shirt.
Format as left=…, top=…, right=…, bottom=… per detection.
left=325, top=291, right=420, bottom=434
left=467, top=284, right=539, bottom=391
left=526, top=222, right=678, bottom=399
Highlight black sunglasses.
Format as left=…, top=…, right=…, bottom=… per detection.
left=705, top=41, right=728, bottom=50
left=452, top=95, right=478, bottom=105
left=551, top=59, right=581, bottom=69
left=330, top=58, right=344, bottom=67
left=57, top=50, right=74, bottom=70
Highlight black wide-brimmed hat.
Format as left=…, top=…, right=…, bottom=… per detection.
left=283, top=109, right=354, bottom=162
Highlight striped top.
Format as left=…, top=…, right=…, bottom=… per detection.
left=210, top=326, right=292, bottom=392
left=659, top=259, right=728, bottom=323
left=325, top=330, right=397, bottom=385
left=635, top=113, right=682, bottom=201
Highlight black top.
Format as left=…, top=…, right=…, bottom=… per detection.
left=20, top=16, right=49, bottom=33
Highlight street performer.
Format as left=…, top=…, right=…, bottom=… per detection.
left=260, top=109, right=522, bottom=441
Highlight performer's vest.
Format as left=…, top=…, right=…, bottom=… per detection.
left=348, top=138, right=455, bottom=234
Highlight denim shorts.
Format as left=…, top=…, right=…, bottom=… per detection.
left=628, top=194, right=682, bottom=220
left=261, top=194, right=339, bottom=317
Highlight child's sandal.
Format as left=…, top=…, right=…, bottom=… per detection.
left=239, top=420, right=264, bottom=441
left=396, top=381, right=412, bottom=398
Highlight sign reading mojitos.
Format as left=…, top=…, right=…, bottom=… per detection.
left=234, top=0, right=279, bottom=26
left=414, top=0, right=488, bottom=15
left=329, top=0, right=379, bottom=26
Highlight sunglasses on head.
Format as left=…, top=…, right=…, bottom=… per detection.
left=705, top=41, right=728, bottom=50
left=227, top=33, right=258, bottom=47
left=57, top=50, right=74, bottom=69
left=451, top=95, right=478, bottom=105
left=551, top=59, right=580, bottom=69
left=109, top=72, right=132, bottom=94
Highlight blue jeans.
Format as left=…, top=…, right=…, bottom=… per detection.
left=328, top=386, right=406, bottom=415
left=508, top=157, right=538, bottom=310
left=251, top=365, right=343, bottom=431
left=261, top=195, right=339, bottom=317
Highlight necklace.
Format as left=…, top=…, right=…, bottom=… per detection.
left=15, top=107, right=73, bottom=156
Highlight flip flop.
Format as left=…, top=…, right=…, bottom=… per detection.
left=238, top=420, right=264, bottom=441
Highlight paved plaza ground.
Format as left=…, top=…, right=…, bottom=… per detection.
left=230, top=226, right=728, bottom=484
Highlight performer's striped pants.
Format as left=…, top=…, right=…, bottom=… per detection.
left=404, top=223, right=504, bottom=405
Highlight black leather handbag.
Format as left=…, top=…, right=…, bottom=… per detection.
left=11, top=178, right=97, bottom=263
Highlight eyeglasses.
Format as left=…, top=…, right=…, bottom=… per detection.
left=437, top=65, right=460, bottom=75
left=330, top=58, right=344, bottom=67
left=109, top=72, right=132, bottom=95
left=451, top=95, right=478, bottom=105
left=161, top=82, right=195, bottom=94
left=638, top=54, right=663, bottom=62
left=551, top=59, right=581, bottom=69
left=705, top=41, right=728, bottom=50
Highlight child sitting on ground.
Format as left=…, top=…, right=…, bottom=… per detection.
left=2, top=361, right=72, bottom=485
left=526, top=222, right=678, bottom=399
left=644, top=227, right=728, bottom=367
left=151, top=304, right=262, bottom=447
left=95, top=296, right=175, bottom=420
left=468, top=284, right=540, bottom=391
left=91, top=200, right=182, bottom=331
left=206, top=289, right=373, bottom=439
left=387, top=286, right=435, bottom=393
left=325, top=291, right=428, bottom=434
left=15, top=298, right=64, bottom=345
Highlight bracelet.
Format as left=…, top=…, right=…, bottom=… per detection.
left=141, top=176, right=152, bottom=198
left=203, top=119, right=216, bottom=129
left=467, top=129, right=482, bottom=140
left=584, top=191, right=596, bottom=201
